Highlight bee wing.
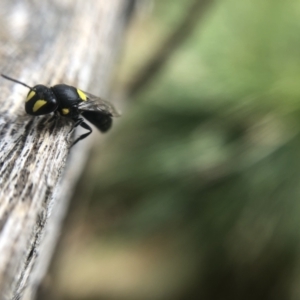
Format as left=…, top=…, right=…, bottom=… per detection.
left=78, top=91, right=121, bottom=117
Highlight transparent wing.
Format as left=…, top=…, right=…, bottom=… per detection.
left=78, top=91, right=121, bottom=117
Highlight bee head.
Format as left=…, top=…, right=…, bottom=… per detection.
left=1, top=74, right=58, bottom=116
left=25, top=85, right=58, bottom=116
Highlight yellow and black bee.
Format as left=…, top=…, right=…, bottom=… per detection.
left=1, top=74, right=119, bottom=146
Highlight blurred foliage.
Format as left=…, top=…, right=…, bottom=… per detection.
left=47, top=0, right=300, bottom=299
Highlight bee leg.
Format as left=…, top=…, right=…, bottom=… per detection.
left=66, top=118, right=83, bottom=144
left=71, top=121, right=93, bottom=147
left=68, top=118, right=83, bottom=134
left=47, top=115, right=56, bottom=123
left=45, top=111, right=59, bottom=125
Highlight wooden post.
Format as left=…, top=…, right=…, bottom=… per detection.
left=0, top=1, right=132, bottom=299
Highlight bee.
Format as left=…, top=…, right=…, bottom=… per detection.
left=1, top=74, right=120, bottom=146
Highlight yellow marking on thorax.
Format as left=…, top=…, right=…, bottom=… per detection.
left=61, top=108, right=70, bottom=115
left=77, top=89, right=87, bottom=101
left=26, top=90, right=36, bottom=102
left=33, top=100, right=47, bottom=112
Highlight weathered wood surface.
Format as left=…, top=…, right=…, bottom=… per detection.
left=0, top=0, right=131, bottom=299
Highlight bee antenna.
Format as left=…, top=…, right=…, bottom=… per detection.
left=1, top=74, right=33, bottom=91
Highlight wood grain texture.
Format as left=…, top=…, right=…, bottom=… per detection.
left=0, top=0, right=131, bottom=299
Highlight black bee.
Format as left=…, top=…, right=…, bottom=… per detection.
left=1, top=74, right=119, bottom=146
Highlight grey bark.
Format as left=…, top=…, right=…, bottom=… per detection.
left=0, top=0, right=131, bottom=299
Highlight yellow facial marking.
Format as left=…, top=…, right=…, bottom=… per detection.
left=26, top=90, right=36, bottom=102
left=33, top=100, right=47, bottom=112
left=61, top=108, right=70, bottom=115
left=77, top=89, right=87, bottom=101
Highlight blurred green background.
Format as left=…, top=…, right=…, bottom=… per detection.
left=39, top=0, right=300, bottom=299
